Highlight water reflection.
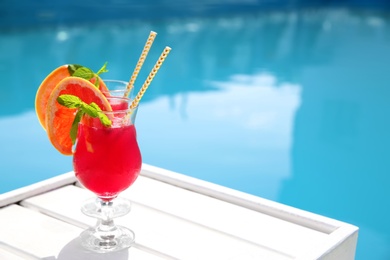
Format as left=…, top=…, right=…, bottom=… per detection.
left=1, top=8, right=390, bottom=259
left=136, top=73, right=301, bottom=198
left=277, top=10, right=390, bottom=260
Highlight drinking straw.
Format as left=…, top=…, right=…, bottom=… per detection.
left=124, top=31, right=157, bottom=98
left=130, top=46, right=172, bottom=109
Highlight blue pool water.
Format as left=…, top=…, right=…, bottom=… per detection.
left=1, top=4, right=390, bottom=259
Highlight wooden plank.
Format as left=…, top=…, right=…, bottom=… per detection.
left=140, top=164, right=359, bottom=259
left=0, top=204, right=81, bottom=258
left=123, top=175, right=330, bottom=256
left=0, top=204, right=165, bottom=259
left=0, top=246, right=37, bottom=260
left=141, top=164, right=342, bottom=233
left=21, top=185, right=294, bottom=260
left=0, top=171, right=75, bottom=208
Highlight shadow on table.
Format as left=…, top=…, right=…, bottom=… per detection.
left=42, top=237, right=129, bottom=260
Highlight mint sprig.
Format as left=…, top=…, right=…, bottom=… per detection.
left=57, top=94, right=112, bottom=144
left=96, top=62, right=108, bottom=76
left=67, top=63, right=109, bottom=88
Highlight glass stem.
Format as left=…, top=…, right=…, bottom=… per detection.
left=100, top=200, right=114, bottom=221
left=96, top=199, right=118, bottom=243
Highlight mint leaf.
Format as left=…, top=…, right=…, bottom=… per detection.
left=89, top=102, right=102, bottom=111
left=68, top=63, right=109, bottom=88
left=94, top=62, right=108, bottom=88
left=89, top=102, right=111, bottom=127
left=70, top=110, right=84, bottom=144
left=81, top=103, right=99, bottom=118
left=96, top=62, right=109, bottom=75
left=97, top=112, right=111, bottom=127
left=57, top=94, right=82, bottom=108
left=67, top=64, right=83, bottom=75
left=57, top=94, right=113, bottom=144
left=68, top=64, right=94, bottom=79
left=72, top=67, right=95, bottom=80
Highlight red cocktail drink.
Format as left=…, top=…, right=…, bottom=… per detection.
left=74, top=123, right=141, bottom=200
left=73, top=96, right=141, bottom=201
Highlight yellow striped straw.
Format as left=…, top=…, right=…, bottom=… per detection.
left=124, top=31, right=157, bottom=98
left=130, top=46, right=171, bottom=109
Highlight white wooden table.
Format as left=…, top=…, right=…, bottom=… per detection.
left=0, top=164, right=358, bottom=259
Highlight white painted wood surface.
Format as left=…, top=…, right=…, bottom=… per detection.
left=0, top=164, right=358, bottom=259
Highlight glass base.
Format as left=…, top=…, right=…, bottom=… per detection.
left=81, top=197, right=132, bottom=219
left=79, top=197, right=135, bottom=253
left=80, top=225, right=135, bottom=253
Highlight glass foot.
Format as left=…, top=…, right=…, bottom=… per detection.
left=80, top=225, right=135, bottom=253
left=81, top=197, right=131, bottom=219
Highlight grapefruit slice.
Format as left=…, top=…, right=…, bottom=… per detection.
left=45, top=77, right=112, bottom=155
left=35, top=65, right=110, bottom=130
left=35, top=65, right=70, bottom=128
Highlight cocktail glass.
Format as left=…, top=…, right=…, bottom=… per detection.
left=101, top=79, right=134, bottom=98
left=73, top=90, right=141, bottom=253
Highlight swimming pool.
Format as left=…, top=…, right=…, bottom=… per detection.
left=1, top=3, right=390, bottom=259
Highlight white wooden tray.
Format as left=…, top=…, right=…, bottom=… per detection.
left=0, top=164, right=358, bottom=259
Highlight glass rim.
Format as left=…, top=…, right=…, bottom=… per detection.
left=101, top=79, right=128, bottom=85
left=102, top=96, right=138, bottom=114
left=102, top=89, right=129, bottom=95
left=105, top=95, right=129, bottom=101
left=102, top=106, right=138, bottom=115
